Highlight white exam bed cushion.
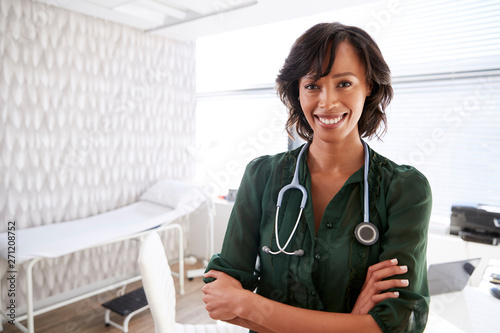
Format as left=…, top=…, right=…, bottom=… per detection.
left=0, top=199, right=203, bottom=264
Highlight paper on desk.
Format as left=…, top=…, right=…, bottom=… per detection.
left=462, top=286, right=500, bottom=333
left=428, top=286, right=500, bottom=333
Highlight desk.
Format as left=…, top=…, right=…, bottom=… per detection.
left=425, top=260, right=500, bottom=332
left=427, top=286, right=500, bottom=332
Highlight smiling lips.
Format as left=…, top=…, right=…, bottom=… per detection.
left=318, top=114, right=346, bottom=125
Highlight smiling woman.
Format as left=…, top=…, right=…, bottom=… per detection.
left=276, top=23, right=392, bottom=144
left=201, top=22, right=432, bottom=333
left=297, top=44, right=372, bottom=146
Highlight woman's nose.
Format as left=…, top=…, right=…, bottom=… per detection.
left=319, top=88, right=340, bottom=110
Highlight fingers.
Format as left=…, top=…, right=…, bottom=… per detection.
left=364, top=260, right=409, bottom=296
left=202, top=270, right=221, bottom=294
left=371, top=291, right=400, bottom=303
left=363, top=259, right=410, bottom=298
left=367, top=258, right=399, bottom=272
left=368, top=278, right=409, bottom=296
left=352, top=278, right=408, bottom=314
left=203, top=269, right=220, bottom=279
left=370, top=272, right=409, bottom=302
left=366, top=259, right=408, bottom=283
left=352, top=259, right=410, bottom=315
left=367, top=259, right=409, bottom=303
left=203, top=270, right=236, bottom=282
left=202, top=270, right=243, bottom=297
left=366, top=258, right=405, bottom=276
left=373, top=265, right=408, bottom=281
left=201, top=282, right=210, bottom=294
left=202, top=271, right=242, bottom=321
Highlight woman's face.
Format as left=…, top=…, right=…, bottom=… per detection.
left=298, top=41, right=372, bottom=145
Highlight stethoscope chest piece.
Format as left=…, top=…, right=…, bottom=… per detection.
left=354, top=221, right=379, bottom=246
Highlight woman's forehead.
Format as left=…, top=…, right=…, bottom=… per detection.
left=306, top=41, right=366, bottom=79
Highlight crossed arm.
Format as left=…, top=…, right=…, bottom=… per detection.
left=202, top=258, right=409, bottom=333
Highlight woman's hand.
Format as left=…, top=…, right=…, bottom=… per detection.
left=351, top=258, right=409, bottom=315
left=202, top=270, right=248, bottom=321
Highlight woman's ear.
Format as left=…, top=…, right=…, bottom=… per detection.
left=366, top=80, right=373, bottom=97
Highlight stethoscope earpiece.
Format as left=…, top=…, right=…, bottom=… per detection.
left=293, top=249, right=305, bottom=256
left=262, top=245, right=304, bottom=256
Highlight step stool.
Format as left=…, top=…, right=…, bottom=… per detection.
left=102, top=287, right=149, bottom=333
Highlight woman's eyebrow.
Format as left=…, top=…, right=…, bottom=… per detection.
left=302, top=72, right=357, bottom=80
left=302, top=74, right=316, bottom=80
left=331, top=72, right=357, bottom=79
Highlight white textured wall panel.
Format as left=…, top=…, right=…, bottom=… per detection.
left=0, top=0, right=196, bottom=312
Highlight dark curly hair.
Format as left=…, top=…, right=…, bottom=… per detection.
left=276, top=22, right=393, bottom=141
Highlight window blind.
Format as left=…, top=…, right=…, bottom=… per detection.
left=365, top=0, right=500, bottom=222
left=368, top=74, right=500, bottom=220
left=377, top=0, right=500, bottom=76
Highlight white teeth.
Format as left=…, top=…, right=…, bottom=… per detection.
left=319, top=114, right=344, bottom=125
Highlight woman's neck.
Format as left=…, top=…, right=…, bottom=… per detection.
left=307, top=138, right=365, bottom=175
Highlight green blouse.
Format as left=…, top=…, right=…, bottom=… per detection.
left=205, top=144, right=432, bottom=333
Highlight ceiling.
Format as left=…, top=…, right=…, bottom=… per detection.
left=35, top=0, right=375, bottom=40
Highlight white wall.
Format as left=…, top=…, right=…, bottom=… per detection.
left=0, top=0, right=196, bottom=312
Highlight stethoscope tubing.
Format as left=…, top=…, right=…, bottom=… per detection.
left=262, top=206, right=305, bottom=256
left=263, top=140, right=379, bottom=256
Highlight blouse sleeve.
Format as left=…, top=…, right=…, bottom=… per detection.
left=369, top=166, right=432, bottom=333
left=203, top=156, right=270, bottom=291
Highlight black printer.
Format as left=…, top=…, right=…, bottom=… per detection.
left=450, top=204, right=500, bottom=245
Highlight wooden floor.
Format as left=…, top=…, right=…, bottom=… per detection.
left=2, top=262, right=216, bottom=333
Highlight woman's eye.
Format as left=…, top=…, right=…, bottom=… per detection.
left=305, top=84, right=318, bottom=90
left=338, top=81, right=352, bottom=88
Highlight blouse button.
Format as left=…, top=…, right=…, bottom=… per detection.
left=311, top=291, right=317, bottom=296
left=326, top=223, right=333, bottom=229
left=314, top=253, right=321, bottom=260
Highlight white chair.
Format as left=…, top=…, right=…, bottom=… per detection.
left=138, top=231, right=248, bottom=333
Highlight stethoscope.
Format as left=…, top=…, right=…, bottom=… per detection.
left=262, top=140, right=379, bottom=257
